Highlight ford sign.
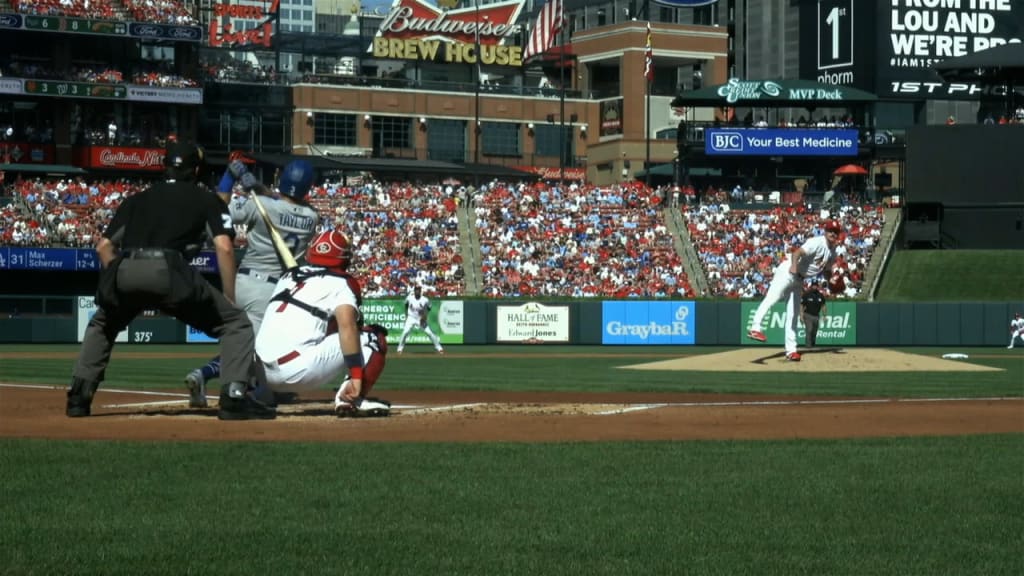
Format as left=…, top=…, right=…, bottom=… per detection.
left=652, top=0, right=719, bottom=7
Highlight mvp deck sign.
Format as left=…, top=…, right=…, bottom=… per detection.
left=372, top=0, right=525, bottom=65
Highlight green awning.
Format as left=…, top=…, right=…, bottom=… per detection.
left=672, top=78, right=877, bottom=107
left=0, top=163, right=88, bottom=174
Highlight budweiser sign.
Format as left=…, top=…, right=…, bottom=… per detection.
left=372, top=0, right=525, bottom=65
left=87, top=147, right=166, bottom=171
left=514, top=166, right=587, bottom=182
left=209, top=0, right=279, bottom=48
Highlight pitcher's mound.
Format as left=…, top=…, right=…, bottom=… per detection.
left=621, top=348, right=1002, bottom=372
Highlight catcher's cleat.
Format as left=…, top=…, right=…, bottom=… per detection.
left=747, top=330, right=767, bottom=342
left=184, top=370, right=208, bottom=408
left=335, top=397, right=391, bottom=418
left=786, top=352, right=802, bottom=362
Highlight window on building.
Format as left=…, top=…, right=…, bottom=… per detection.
left=371, top=116, right=412, bottom=152
left=313, top=113, right=357, bottom=146
left=426, top=119, right=466, bottom=163
left=480, top=121, right=520, bottom=157
left=533, top=124, right=572, bottom=158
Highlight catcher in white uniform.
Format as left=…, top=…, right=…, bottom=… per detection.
left=184, top=157, right=319, bottom=407
left=256, top=229, right=390, bottom=417
left=746, top=220, right=841, bottom=361
left=396, top=285, right=444, bottom=354
left=1009, top=312, right=1024, bottom=349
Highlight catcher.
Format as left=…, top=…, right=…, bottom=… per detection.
left=255, top=229, right=391, bottom=417
left=396, top=285, right=444, bottom=354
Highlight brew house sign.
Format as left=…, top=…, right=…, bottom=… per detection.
left=373, top=0, right=525, bottom=66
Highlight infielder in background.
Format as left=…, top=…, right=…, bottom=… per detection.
left=184, top=157, right=318, bottom=407
left=255, top=229, right=391, bottom=417
left=396, top=285, right=444, bottom=354
left=1009, top=312, right=1024, bottom=349
left=747, top=220, right=841, bottom=362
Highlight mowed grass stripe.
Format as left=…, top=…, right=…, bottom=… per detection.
left=1, top=435, right=1021, bottom=576
left=1, top=345, right=1021, bottom=398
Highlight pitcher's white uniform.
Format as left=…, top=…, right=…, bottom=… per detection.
left=230, top=193, right=317, bottom=335
left=1009, top=314, right=1024, bottom=349
left=749, top=234, right=836, bottom=356
left=257, top=267, right=365, bottom=391
left=396, top=288, right=443, bottom=353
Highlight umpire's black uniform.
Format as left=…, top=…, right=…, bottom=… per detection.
left=66, top=142, right=275, bottom=420
left=801, top=283, right=827, bottom=348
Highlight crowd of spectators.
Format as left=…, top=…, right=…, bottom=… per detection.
left=305, top=181, right=464, bottom=298
left=122, top=0, right=197, bottom=25
left=200, top=59, right=282, bottom=84
left=2, top=61, right=197, bottom=88
left=12, top=0, right=116, bottom=20
left=11, top=0, right=196, bottom=23
left=473, top=181, right=692, bottom=298
left=683, top=203, right=885, bottom=299
left=2, top=175, right=890, bottom=301
left=2, top=177, right=144, bottom=247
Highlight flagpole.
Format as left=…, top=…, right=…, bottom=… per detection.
left=558, top=16, right=566, bottom=183
left=474, top=0, right=481, bottom=188
left=644, top=5, right=651, bottom=189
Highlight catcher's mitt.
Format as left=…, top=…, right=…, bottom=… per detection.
left=829, top=274, right=846, bottom=294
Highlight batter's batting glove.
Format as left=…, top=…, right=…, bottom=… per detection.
left=239, top=172, right=258, bottom=190
left=227, top=159, right=249, bottom=179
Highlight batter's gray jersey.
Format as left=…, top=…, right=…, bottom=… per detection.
left=229, top=194, right=318, bottom=334
left=230, top=194, right=319, bottom=273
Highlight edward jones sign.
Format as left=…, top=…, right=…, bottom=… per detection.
left=497, top=302, right=569, bottom=343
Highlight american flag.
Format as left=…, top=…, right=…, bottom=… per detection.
left=644, top=21, right=654, bottom=81
left=523, top=0, right=564, bottom=62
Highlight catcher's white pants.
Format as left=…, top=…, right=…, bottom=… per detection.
left=397, top=317, right=442, bottom=351
left=262, top=330, right=383, bottom=391
left=235, top=270, right=277, bottom=336
left=750, top=265, right=803, bottom=355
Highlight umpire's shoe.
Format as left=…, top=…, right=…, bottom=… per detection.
left=66, top=377, right=100, bottom=417
left=217, top=382, right=277, bottom=421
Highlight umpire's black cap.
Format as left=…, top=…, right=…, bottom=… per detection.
left=164, top=142, right=205, bottom=170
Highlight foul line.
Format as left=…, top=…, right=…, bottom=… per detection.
left=2, top=383, right=1020, bottom=415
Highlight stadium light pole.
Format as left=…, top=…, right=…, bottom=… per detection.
left=473, top=2, right=483, bottom=187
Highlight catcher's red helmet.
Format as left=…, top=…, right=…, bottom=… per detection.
left=306, top=229, right=352, bottom=270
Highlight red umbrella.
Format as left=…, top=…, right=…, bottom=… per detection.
left=833, top=164, right=868, bottom=176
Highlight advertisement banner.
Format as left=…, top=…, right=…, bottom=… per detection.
left=186, top=325, right=217, bottom=343
left=361, top=299, right=465, bottom=345
left=878, top=0, right=1024, bottom=99
left=740, top=301, right=857, bottom=346
left=370, top=0, right=525, bottom=65
left=128, top=22, right=202, bottom=42
left=77, top=296, right=129, bottom=343
left=80, top=146, right=166, bottom=171
left=496, top=302, right=570, bottom=343
left=600, top=99, right=624, bottom=137
left=601, top=301, right=696, bottom=345
left=705, top=128, right=858, bottom=156
left=125, top=86, right=203, bottom=104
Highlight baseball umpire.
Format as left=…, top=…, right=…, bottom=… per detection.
left=65, top=142, right=275, bottom=420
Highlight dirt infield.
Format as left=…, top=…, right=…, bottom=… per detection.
left=622, top=347, right=1004, bottom=372
left=2, top=385, right=1021, bottom=443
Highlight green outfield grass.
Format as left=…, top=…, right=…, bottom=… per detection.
left=1, top=435, right=1021, bottom=576
left=1, top=344, right=1022, bottom=398
left=876, top=249, right=1024, bottom=301
left=2, top=345, right=1022, bottom=575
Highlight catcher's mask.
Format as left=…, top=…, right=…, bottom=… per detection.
left=306, top=229, right=353, bottom=271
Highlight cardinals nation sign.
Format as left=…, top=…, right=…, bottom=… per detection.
left=372, top=0, right=526, bottom=66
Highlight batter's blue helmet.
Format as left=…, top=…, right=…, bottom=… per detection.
left=278, top=159, right=314, bottom=201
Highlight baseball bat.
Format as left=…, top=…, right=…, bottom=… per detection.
left=247, top=191, right=299, bottom=270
